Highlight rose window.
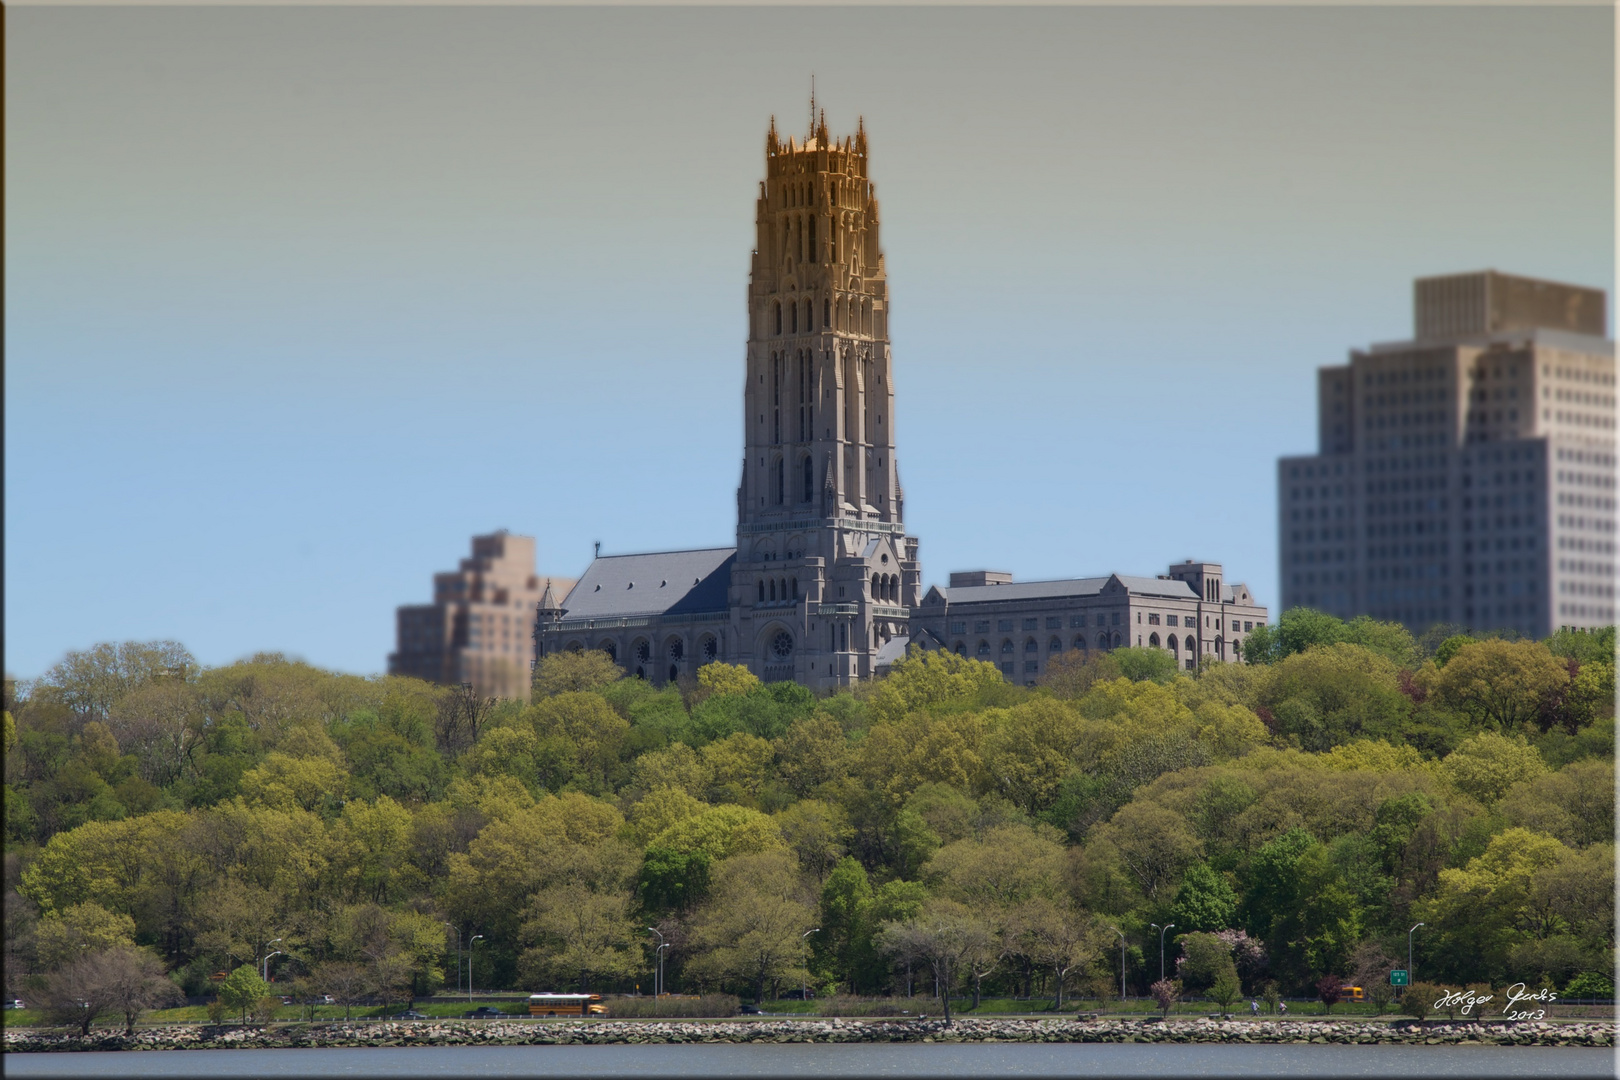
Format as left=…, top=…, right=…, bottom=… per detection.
left=668, top=640, right=684, bottom=662
left=701, top=636, right=718, bottom=662
left=770, top=631, right=794, bottom=660
left=635, top=641, right=651, bottom=664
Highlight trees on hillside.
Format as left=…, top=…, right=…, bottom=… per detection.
left=3, top=624, right=1613, bottom=1006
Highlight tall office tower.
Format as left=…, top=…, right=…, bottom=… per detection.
left=729, top=111, right=919, bottom=684
left=1279, top=271, right=1615, bottom=639
left=535, top=111, right=920, bottom=689
left=391, top=531, right=570, bottom=700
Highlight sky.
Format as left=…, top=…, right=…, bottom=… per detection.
left=6, top=4, right=1614, bottom=681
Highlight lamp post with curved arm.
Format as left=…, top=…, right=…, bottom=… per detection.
left=468, top=935, right=484, bottom=1002
left=262, top=950, right=283, bottom=982
left=646, top=927, right=666, bottom=1001
left=1150, top=923, right=1176, bottom=984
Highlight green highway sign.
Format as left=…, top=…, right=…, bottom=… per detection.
left=1390, top=970, right=1409, bottom=986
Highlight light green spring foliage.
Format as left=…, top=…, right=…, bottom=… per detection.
left=5, top=623, right=1614, bottom=999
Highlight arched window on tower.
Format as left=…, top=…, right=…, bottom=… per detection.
left=824, top=297, right=831, bottom=327
left=870, top=573, right=879, bottom=597
left=791, top=301, right=798, bottom=334
left=1149, top=632, right=1161, bottom=648
left=775, top=458, right=785, bottom=504
left=791, top=578, right=799, bottom=600
left=769, top=579, right=776, bottom=602
left=809, top=215, right=816, bottom=262
left=775, top=302, right=782, bottom=335
left=803, top=456, right=814, bottom=503
left=758, top=581, right=765, bottom=603
left=1167, top=634, right=1179, bottom=652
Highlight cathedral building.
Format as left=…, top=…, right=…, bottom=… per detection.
left=531, top=110, right=1264, bottom=691
left=535, top=113, right=917, bottom=691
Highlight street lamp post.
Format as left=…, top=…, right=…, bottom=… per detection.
left=1107, top=927, right=1127, bottom=1003
left=646, top=927, right=666, bottom=1001
left=1408, top=923, right=1425, bottom=993
left=1150, top=924, right=1176, bottom=984
left=468, top=935, right=484, bottom=1002
left=262, top=950, right=283, bottom=982
left=443, top=924, right=461, bottom=998
left=257, top=938, right=283, bottom=983
left=801, top=929, right=820, bottom=1003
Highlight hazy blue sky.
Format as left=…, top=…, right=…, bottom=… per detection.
left=7, top=5, right=1614, bottom=680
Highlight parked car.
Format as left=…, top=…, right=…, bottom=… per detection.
left=319, top=995, right=335, bottom=1005
left=738, top=1003, right=761, bottom=1015
left=4, top=1000, right=25, bottom=1010
left=280, top=996, right=295, bottom=1006
left=399, top=1010, right=430, bottom=1019
left=463, top=1006, right=506, bottom=1019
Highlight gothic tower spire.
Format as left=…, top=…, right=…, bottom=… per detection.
left=731, top=111, right=919, bottom=688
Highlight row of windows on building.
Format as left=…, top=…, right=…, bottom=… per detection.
left=1556, top=448, right=1615, bottom=467
left=1551, top=410, right=1615, bottom=429
left=956, top=631, right=1218, bottom=658
left=1558, top=535, right=1616, bottom=554
left=1288, top=450, right=1481, bottom=483
left=1364, top=365, right=1451, bottom=387
left=1557, top=514, right=1616, bottom=533
left=947, top=614, right=1254, bottom=634
left=771, top=294, right=874, bottom=336
left=1556, top=557, right=1615, bottom=577
left=1548, top=363, right=1614, bottom=385
left=1367, top=410, right=1450, bottom=430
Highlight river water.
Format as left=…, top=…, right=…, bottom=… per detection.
left=4, top=1043, right=1614, bottom=1078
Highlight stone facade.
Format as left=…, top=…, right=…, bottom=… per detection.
left=1279, top=270, right=1616, bottom=638
left=390, top=531, right=573, bottom=700
left=533, top=111, right=1265, bottom=690
left=536, top=113, right=917, bottom=692
left=912, top=562, right=1267, bottom=683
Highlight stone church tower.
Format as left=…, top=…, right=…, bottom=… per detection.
left=728, top=111, right=921, bottom=687
left=531, top=110, right=920, bottom=691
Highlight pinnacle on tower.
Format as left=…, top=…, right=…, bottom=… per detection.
left=817, top=108, right=829, bottom=148
left=855, top=116, right=867, bottom=155
left=766, top=115, right=778, bottom=155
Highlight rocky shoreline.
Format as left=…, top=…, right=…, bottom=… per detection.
left=4, top=1016, right=1615, bottom=1053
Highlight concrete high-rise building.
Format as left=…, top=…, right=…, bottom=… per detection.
left=1279, top=270, right=1616, bottom=639
left=390, top=531, right=573, bottom=700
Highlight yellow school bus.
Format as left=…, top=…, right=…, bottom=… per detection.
left=528, top=994, right=607, bottom=1017
left=1338, top=986, right=1364, bottom=1002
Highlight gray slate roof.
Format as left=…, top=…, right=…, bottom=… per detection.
left=873, top=634, right=912, bottom=667
left=559, top=548, right=736, bottom=620
left=926, top=574, right=1200, bottom=606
